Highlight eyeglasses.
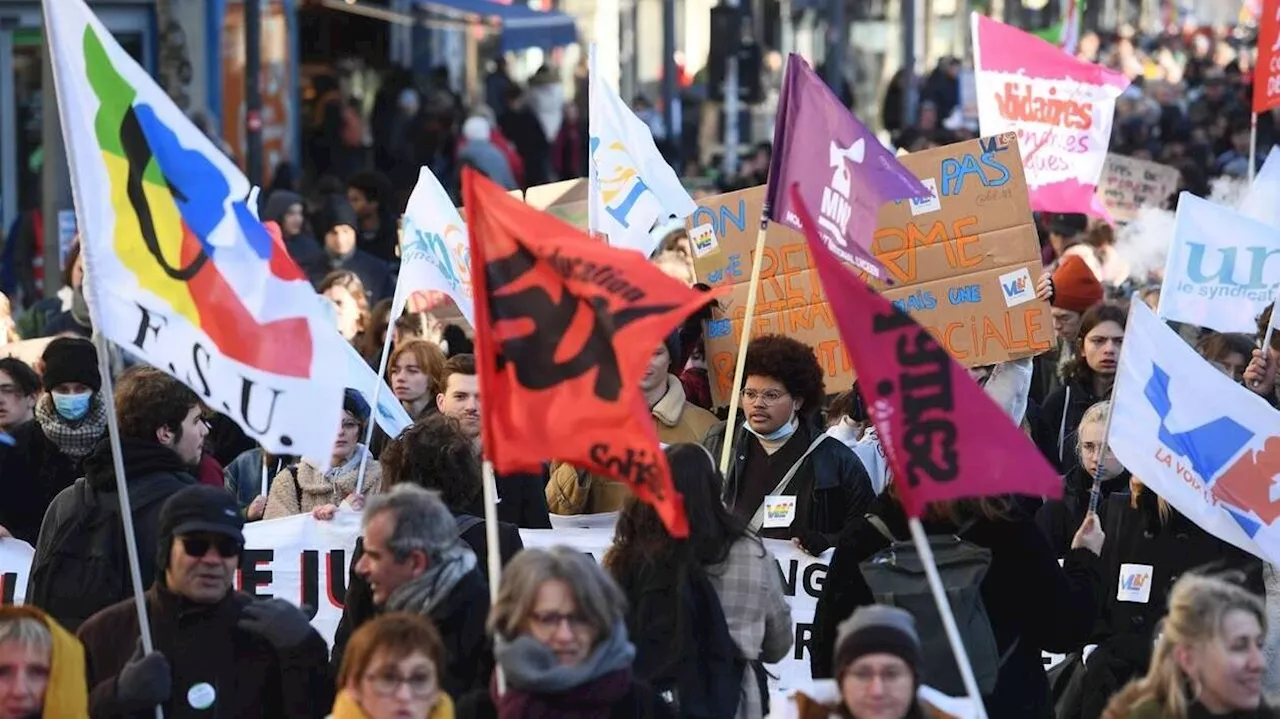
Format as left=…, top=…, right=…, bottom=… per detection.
left=741, top=388, right=789, bottom=405
left=180, top=535, right=243, bottom=558
left=844, top=665, right=911, bottom=686
left=529, top=611, right=592, bottom=633
left=363, top=671, right=437, bottom=698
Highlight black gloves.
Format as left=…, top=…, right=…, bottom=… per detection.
left=117, top=641, right=171, bottom=710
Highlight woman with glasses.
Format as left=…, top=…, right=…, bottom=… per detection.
left=456, top=547, right=674, bottom=719
left=702, top=335, right=875, bottom=557
left=332, top=613, right=454, bottom=719
left=833, top=605, right=926, bottom=719
left=265, top=388, right=383, bottom=520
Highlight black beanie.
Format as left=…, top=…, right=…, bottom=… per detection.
left=834, top=605, right=922, bottom=677
left=41, top=337, right=101, bottom=393
left=317, top=195, right=359, bottom=239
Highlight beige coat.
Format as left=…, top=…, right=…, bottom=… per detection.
left=546, top=375, right=718, bottom=515
left=263, top=447, right=383, bottom=519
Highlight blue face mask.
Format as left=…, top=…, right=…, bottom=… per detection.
left=744, top=414, right=798, bottom=442
left=52, top=391, right=92, bottom=421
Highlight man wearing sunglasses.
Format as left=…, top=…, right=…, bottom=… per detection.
left=76, top=485, right=332, bottom=718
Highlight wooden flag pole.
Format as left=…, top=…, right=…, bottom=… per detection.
left=1250, top=112, right=1259, bottom=184
left=907, top=517, right=990, bottom=719
left=717, top=219, right=770, bottom=476
left=93, top=332, right=166, bottom=719
left=482, top=460, right=507, bottom=695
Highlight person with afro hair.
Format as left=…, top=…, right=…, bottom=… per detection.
left=702, top=335, right=874, bottom=556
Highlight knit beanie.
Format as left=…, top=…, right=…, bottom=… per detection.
left=316, top=195, right=360, bottom=239
left=834, top=605, right=922, bottom=677
left=41, top=337, right=101, bottom=393
left=663, top=332, right=682, bottom=371
left=1052, top=255, right=1104, bottom=313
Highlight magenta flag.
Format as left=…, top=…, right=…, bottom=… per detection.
left=787, top=183, right=1063, bottom=516
left=766, top=54, right=928, bottom=283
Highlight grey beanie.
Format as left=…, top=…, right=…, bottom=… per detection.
left=834, top=605, right=922, bottom=676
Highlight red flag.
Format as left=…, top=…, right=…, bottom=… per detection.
left=1257, top=2, right=1280, bottom=114
left=788, top=184, right=1062, bottom=516
left=463, top=169, right=714, bottom=537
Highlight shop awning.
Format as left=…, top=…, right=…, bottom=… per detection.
left=417, top=0, right=578, bottom=52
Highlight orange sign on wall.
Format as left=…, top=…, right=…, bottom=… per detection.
left=222, top=0, right=294, bottom=181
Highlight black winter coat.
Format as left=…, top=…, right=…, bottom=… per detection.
left=1035, top=467, right=1131, bottom=557
left=703, top=417, right=874, bottom=551
left=78, top=586, right=332, bottom=718
left=1033, top=378, right=1109, bottom=475
left=0, top=420, right=78, bottom=544
left=1075, top=491, right=1264, bottom=719
left=811, top=496, right=1104, bottom=719
left=456, top=677, right=676, bottom=719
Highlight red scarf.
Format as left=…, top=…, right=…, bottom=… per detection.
left=491, top=668, right=633, bottom=719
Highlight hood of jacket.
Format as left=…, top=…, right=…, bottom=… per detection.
left=262, top=190, right=303, bottom=228
left=0, top=605, right=88, bottom=718
left=82, top=436, right=197, bottom=504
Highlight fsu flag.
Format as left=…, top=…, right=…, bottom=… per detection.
left=463, top=168, right=713, bottom=537
left=788, top=184, right=1062, bottom=516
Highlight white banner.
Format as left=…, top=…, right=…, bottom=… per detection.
left=0, top=540, right=34, bottom=605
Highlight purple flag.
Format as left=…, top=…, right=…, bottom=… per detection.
left=766, top=54, right=930, bottom=282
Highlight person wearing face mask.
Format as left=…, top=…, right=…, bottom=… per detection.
left=33, top=337, right=108, bottom=471
left=77, top=485, right=332, bottom=718
left=702, top=335, right=874, bottom=556
left=27, top=366, right=206, bottom=632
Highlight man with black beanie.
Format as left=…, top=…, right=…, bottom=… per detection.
left=77, top=485, right=331, bottom=718
left=314, top=193, right=391, bottom=302
left=833, top=605, right=924, bottom=719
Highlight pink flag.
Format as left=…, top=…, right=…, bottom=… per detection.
left=972, top=13, right=1130, bottom=219
left=788, top=183, right=1063, bottom=516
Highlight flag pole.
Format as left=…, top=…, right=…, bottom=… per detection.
left=93, top=333, right=165, bottom=719
left=907, top=517, right=990, bottom=719
left=587, top=43, right=600, bottom=239
left=716, top=215, right=769, bottom=476
left=1250, top=112, right=1259, bottom=184
left=481, top=460, right=507, bottom=695
left=1087, top=302, right=1136, bottom=514
left=355, top=314, right=398, bottom=494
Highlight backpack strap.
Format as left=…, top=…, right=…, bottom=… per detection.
left=747, top=433, right=828, bottom=533
left=455, top=514, right=484, bottom=536
left=865, top=514, right=898, bottom=543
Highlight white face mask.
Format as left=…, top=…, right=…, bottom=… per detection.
left=744, top=413, right=798, bottom=442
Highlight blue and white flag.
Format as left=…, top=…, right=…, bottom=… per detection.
left=393, top=167, right=474, bottom=325
left=588, top=67, right=696, bottom=256
left=1156, top=191, right=1280, bottom=333
left=1110, top=301, right=1280, bottom=565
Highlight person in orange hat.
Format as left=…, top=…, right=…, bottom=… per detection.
left=0, top=605, right=88, bottom=719
left=1031, top=254, right=1105, bottom=407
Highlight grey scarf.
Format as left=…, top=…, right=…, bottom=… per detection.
left=385, top=540, right=478, bottom=616
left=495, top=620, right=636, bottom=694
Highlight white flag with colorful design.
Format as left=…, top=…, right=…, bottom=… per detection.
left=588, top=54, right=697, bottom=256
left=44, top=0, right=346, bottom=463
left=393, top=167, right=474, bottom=326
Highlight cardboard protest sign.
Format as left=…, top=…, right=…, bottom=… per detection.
left=0, top=338, right=53, bottom=366
left=1096, top=154, right=1180, bottom=222
left=516, top=178, right=589, bottom=229
left=692, top=133, right=1053, bottom=407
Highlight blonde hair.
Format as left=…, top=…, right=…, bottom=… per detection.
left=0, top=292, right=18, bottom=344
left=1129, top=477, right=1173, bottom=526
left=1102, top=574, right=1266, bottom=719
left=489, top=547, right=627, bottom=644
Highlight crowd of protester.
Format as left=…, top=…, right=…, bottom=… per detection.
left=3, top=12, right=1280, bottom=719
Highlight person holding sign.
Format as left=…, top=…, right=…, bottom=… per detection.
left=701, top=335, right=875, bottom=556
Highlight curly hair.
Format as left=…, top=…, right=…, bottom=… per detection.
left=742, top=334, right=825, bottom=418
left=114, top=366, right=203, bottom=443
left=379, top=412, right=481, bottom=510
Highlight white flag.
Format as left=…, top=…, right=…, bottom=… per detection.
left=45, top=0, right=345, bottom=462
left=393, top=167, right=474, bottom=326
left=1240, top=147, right=1280, bottom=229
left=1110, top=301, right=1280, bottom=565
left=588, top=69, right=696, bottom=256
left=1157, top=192, right=1280, bottom=333
left=342, top=341, right=413, bottom=439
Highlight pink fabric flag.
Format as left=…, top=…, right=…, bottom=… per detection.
left=788, top=183, right=1063, bottom=516
left=972, top=13, right=1130, bottom=220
